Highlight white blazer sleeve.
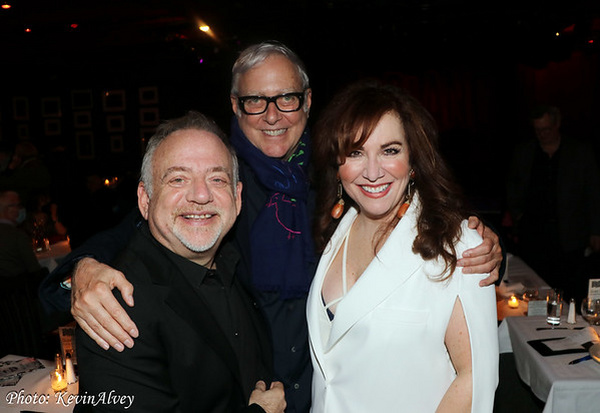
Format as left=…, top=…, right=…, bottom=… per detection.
left=456, top=222, right=499, bottom=412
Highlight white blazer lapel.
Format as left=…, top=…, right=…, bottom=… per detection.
left=325, top=201, right=423, bottom=350
left=307, top=208, right=357, bottom=369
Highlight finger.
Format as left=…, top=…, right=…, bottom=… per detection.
left=73, top=284, right=136, bottom=348
left=461, top=258, right=500, bottom=275
left=479, top=268, right=500, bottom=287
left=113, top=275, right=135, bottom=308
left=460, top=237, right=493, bottom=259
left=74, top=313, right=124, bottom=352
left=254, top=380, right=267, bottom=391
left=74, top=316, right=110, bottom=351
left=270, top=381, right=284, bottom=391
left=105, top=276, right=138, bottom=337
left=101, top=290, right=139, bottom=339
left=75, top=263, right=139, bottom=337
left=458, top=243, right=501, bottom=273
left=72, top=299, right=128, bottom=351
left=467, top=216, right=480, bottom=229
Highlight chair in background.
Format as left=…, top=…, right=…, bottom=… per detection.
left=0, top=268, right=56, bottom=359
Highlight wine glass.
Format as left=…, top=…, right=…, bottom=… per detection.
left=580, top=298, right=600, bottom=326
left=522, top=289, right=539, bottom=302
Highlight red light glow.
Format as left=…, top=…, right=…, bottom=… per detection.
left=1, top=3, right=11, bottom=10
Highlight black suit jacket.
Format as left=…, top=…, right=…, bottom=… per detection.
left=75, top=222, right=272, bottom=412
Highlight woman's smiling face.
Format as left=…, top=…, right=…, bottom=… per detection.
left=338, top=112, right=411, bottom=222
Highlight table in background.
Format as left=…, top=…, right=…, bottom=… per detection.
left=0, top=354, right=77, bottom=413
left=36, top=240, right=71, bottom=273
left=498, top=316, right=600, bottom=413
left=497, top=254, right=551, bottom=321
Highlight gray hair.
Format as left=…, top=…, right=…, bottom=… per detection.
left=140, top=111, right=239, bottom=198
left=230, top=41, right=310, bottom=96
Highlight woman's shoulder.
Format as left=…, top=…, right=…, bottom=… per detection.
left=455, top=219, right=484, bottom=257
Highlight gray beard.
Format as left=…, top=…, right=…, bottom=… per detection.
left=172, top=224, right=221, bottom=253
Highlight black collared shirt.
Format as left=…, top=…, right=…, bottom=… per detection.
left=156, top=235, right=265, bottom=398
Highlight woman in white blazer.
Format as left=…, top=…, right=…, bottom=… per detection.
left=308, top=81, right=498, bottom=412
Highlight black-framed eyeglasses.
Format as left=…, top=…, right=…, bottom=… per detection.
left=237, top=92, right=306, bottom=115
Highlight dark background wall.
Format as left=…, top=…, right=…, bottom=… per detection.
left=1, top=0, right=598, bottom=238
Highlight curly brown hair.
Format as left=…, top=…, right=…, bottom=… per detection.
left=312, top=80, right=468, bottom=278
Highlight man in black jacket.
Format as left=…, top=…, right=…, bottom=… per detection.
left=75, top=112, right=285, bottom=412
left=507, top=105, right=600, bottom=300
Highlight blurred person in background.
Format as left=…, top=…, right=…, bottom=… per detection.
left=507, top=104, right=600, bottom=300
left=0, top=141, right=52, bottom=208
left=0, top=190, right=41, bottom=278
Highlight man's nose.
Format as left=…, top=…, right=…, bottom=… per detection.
left=188, top=179, right=213, bottom=204
left=263, top=100, right=282, bottom=124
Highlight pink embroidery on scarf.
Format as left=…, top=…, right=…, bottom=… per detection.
left=266, top=193, right=301, bottom=239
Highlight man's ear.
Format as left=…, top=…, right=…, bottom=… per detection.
left=235, top=182, right=243, bottom=216
left=230, top=95, right=241, bottom=117
left=304, top=88, right=313, bottom=114
left=137, top=182, right=150, bottom=220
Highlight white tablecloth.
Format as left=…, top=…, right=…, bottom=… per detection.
left=36, top=240, right=71, bottom=273
left=502, top=253, right=550, bottom=291
left=0, top=355, right=77, bottom=412
left=496, top=253, right=551, bottom=321
left=499, top=316, right=600, bottom=413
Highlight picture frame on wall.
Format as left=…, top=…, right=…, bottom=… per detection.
left=76, top=131, right=95, bottom=159
left=106, top=115, right=125, bottom=132
left=110, top=135, right=124, bottom=152
left=73, top=111, right=92, bottom=128
left=44, top=118, right=61, bottom=135
left=139, top=86, right=158, bottom=105
left=13, top=97, right=30, bottom=120
left=102, top=90, right=126, bottom=112
left=42, top=97, right=62, bottom=117
left=140, top=108, right=159, bottom=125
left=140, top=108, right=160, bottom=126
left=17, top=124, right=29, bottom=139
left=71, top=89, right=93, bottom=109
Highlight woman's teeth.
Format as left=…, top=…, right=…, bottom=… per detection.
left=361, top=184, right=389, bottom=194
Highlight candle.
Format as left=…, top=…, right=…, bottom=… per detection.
left=508, top=295, right=519, bottom=308
left=50, top=369, right=67, bottom=392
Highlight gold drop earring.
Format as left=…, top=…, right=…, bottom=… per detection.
left=397, top=169, right=415, bottom=219
left=331, top=180, right=345, bottom=219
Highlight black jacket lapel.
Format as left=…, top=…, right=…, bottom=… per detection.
left=131, top=231, right=243, bottom=389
